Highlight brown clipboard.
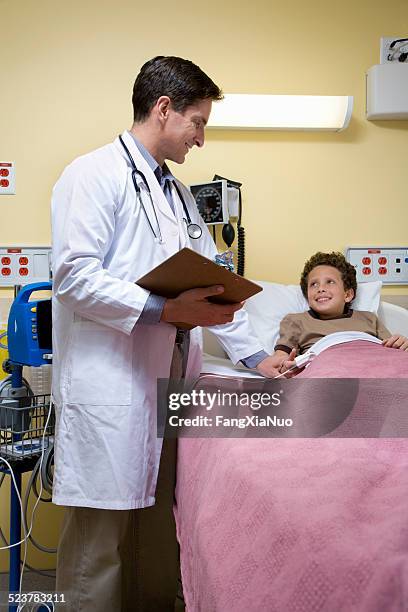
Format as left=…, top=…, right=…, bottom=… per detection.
left=137, top=248, right=263, bottom=304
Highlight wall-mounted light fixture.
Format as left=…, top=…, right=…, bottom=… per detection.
left=207, top=94, right=353, bottom=131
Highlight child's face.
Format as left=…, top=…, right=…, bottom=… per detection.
left=307, top=265, right=354, bottom=319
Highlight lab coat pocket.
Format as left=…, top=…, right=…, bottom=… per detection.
left=66, top=321, right=132, bottom=406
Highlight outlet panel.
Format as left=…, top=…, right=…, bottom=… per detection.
left=346, top=247, right=408, bottom=285
left=0, top=247, right=52, bottom=287
left=0, top=162, right=16, bottom=195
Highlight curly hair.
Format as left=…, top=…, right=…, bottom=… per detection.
left=300, top=252, right=357, bottom=300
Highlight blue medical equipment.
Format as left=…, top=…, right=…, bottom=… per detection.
left=7, top=282, right=52, bottom=370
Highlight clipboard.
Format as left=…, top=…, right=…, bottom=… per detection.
left=137, top=248, right=262, bottom=304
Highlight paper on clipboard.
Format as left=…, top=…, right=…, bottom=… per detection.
left=136, top=248, right=262, bottom=304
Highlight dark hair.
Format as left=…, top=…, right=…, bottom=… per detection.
left=132, top=56, right=223, bottom=122
left=300, top=252, right=357, bottom=300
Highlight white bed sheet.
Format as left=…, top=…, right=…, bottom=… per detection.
left=201, top=352, right=263, bottom=378
left=202, top=301, right=408, bottom=377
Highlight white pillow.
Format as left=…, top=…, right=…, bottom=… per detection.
left=353, top=281, right=382, bottom=312
left=245, top=280, right=382, bottom=353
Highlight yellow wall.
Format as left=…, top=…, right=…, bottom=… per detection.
left=1, top=0, right=408, bottom=570
left=1, top=0, right=408, bottom=288
left=0, top=472, right=63, bottom=574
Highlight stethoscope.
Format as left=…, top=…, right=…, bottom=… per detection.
left=119, top=135, right=202, bottom=242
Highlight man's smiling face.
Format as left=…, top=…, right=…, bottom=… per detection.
left=161, top=98, right=212, bottom=164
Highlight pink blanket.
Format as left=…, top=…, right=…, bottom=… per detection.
left=175, top=342, right=408, bottom=611
left=297, top=340, right=408, bottom=379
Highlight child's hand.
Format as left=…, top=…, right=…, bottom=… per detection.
left=382, top=335, right=408, bottom=351
left=278, top=348, right=298, bottom=378
left=256, top=348, right=297, bottom=378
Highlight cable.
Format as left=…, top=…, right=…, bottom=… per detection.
left=273, top=352, right=316, bottom=379
left=0, top=331, right=7, bottom=350
left=22, top=449, right=56, bottom=554
left=237, top=226, right=245, bottom=277
left=0, top=376, right=33, bottom=397
left=0, top=396, right=54, bottom=610
left=0, top=456, right=28, bottom=551
left=387, top=38, right=408, bottom=62
left=0, top=521, right=55, bottom=578
left=17, top=594, right=53, bottom=612
left=236, top=188, right=245, bottom=276
left=18, top=399, right=54, bottom=609
left=389, top=37, right=408, bottom=49
left=0, top=444, right=56, bottom=557
left=40, top=446, right=54, bottom=496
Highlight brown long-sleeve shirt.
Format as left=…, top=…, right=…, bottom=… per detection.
left=275, top=309, right=391, bottom=355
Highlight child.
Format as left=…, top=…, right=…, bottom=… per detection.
left=270, top=252, right=408, bottom=376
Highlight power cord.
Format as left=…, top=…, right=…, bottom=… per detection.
left=22, top=448, right=56, bottom=554
left=0, top=397, right=55, bottom=610
left=0, top=445, right=56, bottom=576
left=236, top=189, right=245, bottom=277
left=273, top=351, right=316, bottom=379
left=387, top=37, right=408, bottom=62
left=0, top=456, right=27, bottom=550
left=389, top=37, right=408, bottom=49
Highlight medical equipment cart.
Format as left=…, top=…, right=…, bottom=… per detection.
left=0, top=274, right=54, bottom=611
left=0, top=393, right=54, bottom=612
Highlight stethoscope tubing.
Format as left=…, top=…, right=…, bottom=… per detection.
left=119, top=134, right=202, bottom=241
left=119, top=134, right=163, bottom=243
left=172, top=181, right=202, bottom=239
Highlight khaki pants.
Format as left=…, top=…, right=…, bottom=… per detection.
left=56, top=438, right=178, bottom=612
left=56, top=340, right=186, bottom=611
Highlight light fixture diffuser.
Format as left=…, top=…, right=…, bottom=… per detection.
left=207, top=94, right=353, bottom=131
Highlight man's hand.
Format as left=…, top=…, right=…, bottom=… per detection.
left=255, top=356, right=281, bottom=378
left=256, top=348, right=297, bottom=378
left=382, top=335, right=408, bottom=351
left=161, top=285, right=243, bottom=327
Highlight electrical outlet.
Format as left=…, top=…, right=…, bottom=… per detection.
left=0, top=162, right=16, bottom=195
left=346, top=247, right=408, bottom=285
left=380, top=36, right=408, bottom=63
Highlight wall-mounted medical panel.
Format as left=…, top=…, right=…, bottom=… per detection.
left=346, top=247, right=408, bottom=284
left=366, top=64, right=408, bottom=120
left=0, top=162, right=15, bottom=195
left=0, top=247, right=51, bottom=287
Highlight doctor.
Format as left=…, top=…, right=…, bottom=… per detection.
left=51, top=56, right=273, bottom=611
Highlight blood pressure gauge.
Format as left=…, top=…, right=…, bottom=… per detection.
left=189, top=180, right=229, bottom=225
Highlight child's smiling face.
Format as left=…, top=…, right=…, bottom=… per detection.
left=307, top=265, right=354, bottom=319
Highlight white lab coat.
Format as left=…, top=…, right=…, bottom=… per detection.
left=51, top=131, right=263, bottom=510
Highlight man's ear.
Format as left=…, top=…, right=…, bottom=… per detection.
left=156, top=96, right=171, bottom=122
left=345, top=288, right=354, bottom=303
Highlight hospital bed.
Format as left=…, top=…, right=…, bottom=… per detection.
left=201, top=280, right=408, bottom=371
left=175, top=282, right=408, bottom=612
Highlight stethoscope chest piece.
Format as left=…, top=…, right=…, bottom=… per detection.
left=187, top=223, right=202, bottom=239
